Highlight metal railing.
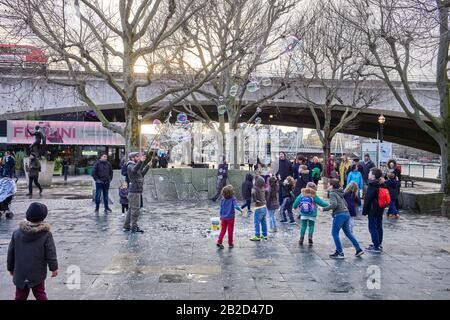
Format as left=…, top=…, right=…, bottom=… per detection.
left=397, top=162, right=441, bottom=179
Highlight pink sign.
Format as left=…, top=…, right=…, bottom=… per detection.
left=7, top=120, right=125, bottom=146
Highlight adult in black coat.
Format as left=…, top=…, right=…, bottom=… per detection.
left=92, top=153, right=113, bottom=213
left=276, top=152, right=293, bottom=205
left=362, top=168, right=385, bottom=252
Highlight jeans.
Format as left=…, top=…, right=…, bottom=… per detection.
left=278, top=186, right=284, bottom=205
left=253, top=207, right=268, bottom=237
left=332, top=212, right=362, bottom=254
left=280, top=197, right=295, bottom=223
left=218, top=218, right=235, bottom=245
left=368, top=215, right=383, bottom=249
left=28, top=176, right=42, bottom=194
left=387, top=201, right=398, bottom=214
left=241, top=199, right=251, bottom=211
left=15, top=282, right=48, bottom=300
left=124, top=192, right=141, bottom=229
left=95, top=181, right=110, bottom=210
left=268, top=209, right=277, bottom=230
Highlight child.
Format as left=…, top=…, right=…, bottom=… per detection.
left=323, top=179, right=364, bottom=259
left=7, top=202, right=58, bottom=300
left=217, top=185, right=242, bottom=249
left=280, top=176, right=296, bottom=224
left=119, top=181, right=129, bottom=217
left=267, top=177, right=279, bottom=232
left=294, top=165, right=310, bottom=198
left=344, top=182, right=361, bottom=232
left=346, top=165, right=363, bottom=198
left=363, top=168, right=386, bottom=253
left=293, top=182, right=329, bottom=245
left=250, top=176, right=269, bottom=241
left=241, top=173, right=254, bottom=215
left=386, top=172, right=400, bottom=218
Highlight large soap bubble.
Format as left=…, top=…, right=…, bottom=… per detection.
left=282, top=34, right=301, bottom=55
left=246, top=81, right=259, bottom=93
left=176, top=112, right=188, bottom=123
left=153, top=119, right=162, bottom=125
left=255, top=117, right=262, bottom=125
left=261, top=78, right=272, bottom=87
left=229, top=85, right=239, bottom=97
left=217, top=104, right=227, bottom=116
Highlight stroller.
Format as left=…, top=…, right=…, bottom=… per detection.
left=0, top=177, right=16, bottom=219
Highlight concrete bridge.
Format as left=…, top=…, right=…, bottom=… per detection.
left=0, top=68, right=441, bottom=153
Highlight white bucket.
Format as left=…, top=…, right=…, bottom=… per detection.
left=210, top=217, right=220, bottom=235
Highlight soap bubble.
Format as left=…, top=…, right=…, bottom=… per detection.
left=152, top=119, right=162, bottom=125
left=181, top=120, right=191, bottom=129
left=229, top=85, right=239, bottom=97
left=256, top=107, right=262, bottom=113
left=217, top=104, right=227, bottom=116
left=261, top=78, right=272, bottom=86
left=255, top=117, right=262, bottom=125
left=282, top=34, right=301, bottom=55
left=246, top=81, right=259, bottom=93
left=177, top=113, right=188, bottom=123
left=158, top=176, right=164, bottom=181
left=218, top=96, right=224, bottom=102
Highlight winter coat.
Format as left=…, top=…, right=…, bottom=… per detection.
left=7, top=221, right=58, bottom=289
left=216, top=163, right=228, bottom=188
left=326, top=157, right=335, bottom=178
left=339, top=160, right=352, bottom=187
left=294, top=170, right=310, bottom=197
left=293, top=187, right=329, bottom=219
left=276, top=159, right=293, bottom=181
left=309, top=162, right=322, bottom=180
left=362, top=180, right=385, bottom=217
left=344, top=190, right=361, bottom=217
left=92, top=160, right=113, bottom=183
left=292, top=163, right=300, bottom=180
left=323, top=188, right=349, bottom=217
left=4, top=156, right=15, bottom=176
left=119, top=187, right=129, bottom=205
left=346, top=171, right=363, bottom=190
left=27, top=158, right=41, bottom=178
left=362, top=160, right=375, bottom=183
left=241, top=174, right=253, bottom=200
left=158, top=156, right=168, bottom=168
left=252, top=177, right=268, bottom=208
left=266, top=184, right=280, bottom=211
left=281, top=181, right=294, bottom=200
left=127, top=160, right=150, bottom=193
left=385, top=178, right=399, bottom=201
left=220, top=196, right=240, bottom=220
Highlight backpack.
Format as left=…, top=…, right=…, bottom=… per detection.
left=378, top=187, right=391, bottom=209
left=299, top=196, right=315, bottom=216
left=312, top=167, right=321, bottom=180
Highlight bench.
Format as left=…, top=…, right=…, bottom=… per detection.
left=402, top=175, right=416, bottom=188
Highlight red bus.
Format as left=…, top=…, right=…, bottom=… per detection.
left=0, top=44, right=47, bottom=68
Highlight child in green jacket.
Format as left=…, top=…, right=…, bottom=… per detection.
left=293, top=182, right=329, bottom=245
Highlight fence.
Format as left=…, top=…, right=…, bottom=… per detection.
left=398, top=163, right=441, bottom=179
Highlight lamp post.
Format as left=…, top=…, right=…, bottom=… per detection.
left=137, top=114, right=143, bottom=154
left=377, top=114, right=386, bottom=167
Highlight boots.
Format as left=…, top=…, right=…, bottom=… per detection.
left=298, top=236, right=304, bottom=246
left=308, top=236, right=313, bottom=245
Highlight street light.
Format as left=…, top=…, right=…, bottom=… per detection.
left=377, top=114, right=386, bottom=167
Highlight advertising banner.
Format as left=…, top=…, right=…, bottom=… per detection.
left=7, top=120, right=125, bottom=146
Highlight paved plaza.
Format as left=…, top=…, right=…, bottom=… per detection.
left=1, top=180, right=450, bottom=300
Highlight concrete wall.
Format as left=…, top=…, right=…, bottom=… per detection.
left=109, top=168, right=250, bottom=204
left=399, top=190, right=444, bottom=214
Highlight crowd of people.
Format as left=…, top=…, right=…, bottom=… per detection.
left=216, top=151, right=403, bottom=259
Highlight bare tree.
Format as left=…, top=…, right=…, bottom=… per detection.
left=178, top=0, right=296, bottom=166
left=293, top=2, right=379, bottom=177
left=333, top=0, right=450, bottom=214
left=1, top=0, right=244, bottom=153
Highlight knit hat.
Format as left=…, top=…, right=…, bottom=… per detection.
left=128, top=152, right=139, bottom=160
left=255, top=176, right=266, bottom=188
left=306, top=182, right=317, bottom=190
left=26, top=202, right=48, bottom=223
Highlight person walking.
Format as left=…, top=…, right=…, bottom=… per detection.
left=216, top=185, right=242, bottom=249
left=25, top=153, right=42, bottom=196
left=362, top=154, right=375, bottom=197
left=211, top=156, right=228, bottom=202
left=7, top=202, right=58, bottom=300
left=386, top=172, right=400, bottom=218
left=119, top=181, right=129, bottom=217
left=92, top=153, right=113, bottom=213
left=3, top=151, right=16, bottom=180
left=240, top=173, right=253, bottom=215
left=323, top=179, right=365, bottom=259
left=339, top=154, right=352, bottom=188
left=123, top=152, right=150, bottom=233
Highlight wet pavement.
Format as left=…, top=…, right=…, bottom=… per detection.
left=1, top=181, right=450, bottom=300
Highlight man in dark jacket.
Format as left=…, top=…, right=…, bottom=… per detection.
left=123, top=152, right=150, bottom=233
left=92, top=153, right=113, bottom=213
left=3, top=151, right=16, bottom=179
left=276, top=152, right=293, bottom=205
left=26, top=153, right=42, bottom=196
left=362, top=167, right=385, bottom=253
left=362, top=154, right=375, bottom=184
left=7, top=202, right=58, bottom=300
left=240, top=173, right=254, bottom=214
left=211, top=156, right=228, bottom=202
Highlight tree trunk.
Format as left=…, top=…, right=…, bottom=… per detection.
left=322, top=137, right=332, bottom=189
left=124, top=107, right=140, bottom=155
left=219, top=113, right=226, bottom=163
left=441, top=135, right=450, bottom=216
